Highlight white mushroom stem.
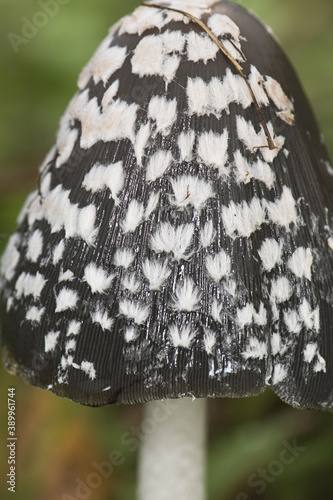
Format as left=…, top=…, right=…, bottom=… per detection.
left=137, top=397, right=207, bottom=500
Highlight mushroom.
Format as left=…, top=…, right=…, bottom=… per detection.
left=1, top=0, right=333, bottom=499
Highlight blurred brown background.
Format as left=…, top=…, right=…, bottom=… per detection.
left=0, top=1, right=333, bottom=499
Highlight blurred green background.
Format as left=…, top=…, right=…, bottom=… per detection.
left=0, top=0, right=332, bottom=499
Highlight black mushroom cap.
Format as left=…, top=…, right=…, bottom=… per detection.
left=1, top=0, right=333, bottom=408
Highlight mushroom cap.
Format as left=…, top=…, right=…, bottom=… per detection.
left=1, top=0, right=333, bottom=409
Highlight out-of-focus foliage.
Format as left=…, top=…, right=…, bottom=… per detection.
left=0, top=1, right=332, bottom=499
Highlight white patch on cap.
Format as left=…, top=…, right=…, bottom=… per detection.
left=26, top=306, right=45, bottom=323
left=151, top=222, right=194, bottom=260
left=58, top=270, right=74, bottom=283
left=203, top=328, right=216, bottom=355
left=265, top=187, right=298, bottom=228
left=233, top=150, right=275, bottom=189
left=272, top=364, right=287, bottom=384
left=200, top=220, right=216, bottom=248
left=304, top=344, right=324, bottom=370
left=236, top=116, right=285, bottom=163
left=172, top=277, right=202, bottom=312
left=271, top=333, right=282, bottom=356
left=118, top=6, right=165, bottom=36
left=187, top=71, right=251, bottom=118
left=222, top=69, right=253, bottom=109
left=169, top=324, right=196, bottom=349
left=124, top=326, right=139, bottom=343
left=82, top=161, right=124, bottom=205
left=78, top=205, right=98, bottom=246
left=146, top=150, right=173, bottom=182
left=299, top=300, right=320, bottom=332
left=101, top=80, right=120, bottom=110
left=248, top=65, right=269, bottom=106
left=187, top=77, right=210, bottom=116
left=197, top=130, right=229, bottom=176
left=114, top=249, right=135, bottom=269
left=121, top=200, right=144, bottom=234
left=207, top=13, right=241, bottom=41
left=284, top=301, right=320, bottom=334
left=119, top=1, right=214, bottom=36
left=237, top=303, right=267, bottom=328
left=222, top=39, right=245, bottom=63
left=284, top=310, right=302, bottom=334
left=134, top=122, right=151, bottom=166
left=27, top=184, right=98, bottom=245
left=91, top=45, right=127, bottom=85
left=15, top=272, right=47, bottom=299
left=101, top=98, right=139, bottom=144
left=67, top=320, right=81, bottom=336
left=56, top=128, right=79, bottom=168
left=55, top=288, right=79, bottom=312
left=211, top=298, right=223, bottom=324
left=70, top=91, right=138, bottom=148
left=277, top=111, right=295, bottom=126
left=144, top=191, right=160, bottom=220
left=258, top=238, right=282, bottom=271
left=328, top=237, right=333, bottom=250
left=78, top=32, right=114, bottom=88
left=142, top=258, right=171, bottom=290
left=178, top=131, right=195, bottom=162
left=242, top=338, right=267, bottom=360
left=131, top=34, right=182, bottom=83
left=119, top=299, right=151, bottom=325
left=264, top=76, right=294, bottom=114
left=303, top=343, right=318, bottom=363
left=1, top=234, right=21, bottom=281
left=53, top=240, right=65, bottom=266
left=221, top=198, right=265, bottom=238
left=45, top=330, right=60, bottom=353
left=314, top=354, right=326, bottom=373
left=80, top=361, right=96, bottom=380
left=148, top=96, right=177, bottom=136
left=170, top=175, right=214, bottom=212
left=84, top=263, right=115, bottom=294
left=206, top=250, right=231, bottom=283
left=187, top=31, right=219, bottom=63
left=91, top=307, right=114, bottom=330
left=287, top=247, right=313, bottom=281
left=61, top=355, right=74, bottom=370
left=271, top=277, right=292, bottom=304
left=161, top=29, right=187, bottom=52
left=121, top=274, right=142, bottom=294
left=6, top=298, right=13, bottom=312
